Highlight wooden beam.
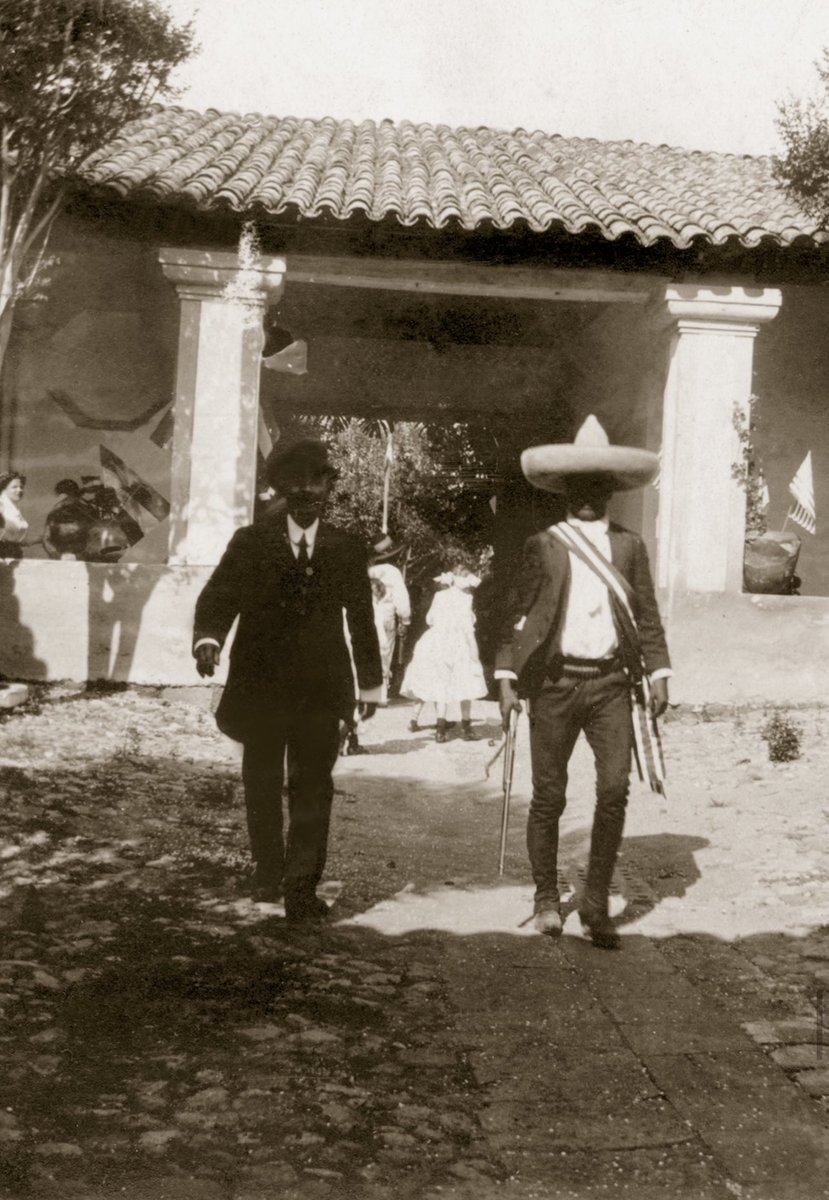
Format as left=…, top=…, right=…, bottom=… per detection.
left=286, top=254, right=656, bottom=304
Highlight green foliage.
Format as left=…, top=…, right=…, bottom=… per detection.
left=278, top=418, right=493, bottom=585
left=731, top=395, right=768, bottom=539
left=0, top=0, right=195, bottom=361
left=761, top=710, right=802, bottom=763
left=775, top=51, right=829, bottom=224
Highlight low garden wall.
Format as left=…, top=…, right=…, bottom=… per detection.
left=0, top=561, right=826, bottom=707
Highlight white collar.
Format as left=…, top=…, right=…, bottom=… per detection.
left=567, top=515, right=610, bottom=534
left=287, top=514, right=319, bottom=548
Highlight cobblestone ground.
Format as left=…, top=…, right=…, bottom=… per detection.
left=0, top=687, right=827, bottom=1199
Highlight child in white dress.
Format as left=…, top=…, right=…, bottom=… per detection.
left=402, top=564, right=488, bottom=742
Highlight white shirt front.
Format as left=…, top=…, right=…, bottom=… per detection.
left=557, top=516, right=618, bottom=660
left=287, top=514, right=318, bottom=557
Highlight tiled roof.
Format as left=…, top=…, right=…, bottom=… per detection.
left=78, top=106, right=826, bottom=250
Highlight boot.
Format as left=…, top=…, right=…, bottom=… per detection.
left=533, top=900, right=562, bottom=937
left=435, top=718, right=448, bottom=743
left=578, top=895, right=620, bottom=950
left=460, top=719, right=475, bottom=741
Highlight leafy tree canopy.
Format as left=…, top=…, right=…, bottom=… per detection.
left=776, top=51, right=829, bottom=223
left=0, top=0, right=195, bottom=361
left=272, top=417, right=495, bottom=585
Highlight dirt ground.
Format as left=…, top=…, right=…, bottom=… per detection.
left=0, top=686, right=828, bottom=1199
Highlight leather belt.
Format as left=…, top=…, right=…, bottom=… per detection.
left=556, top=655, right=623, bottom=679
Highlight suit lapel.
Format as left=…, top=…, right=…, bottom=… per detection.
left=608, top=527, right=632, bottom=580
left=258, top=514, right=294, bottom=569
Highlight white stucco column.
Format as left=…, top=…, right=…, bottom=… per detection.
left=657, top=285, right=782, bottom=595
left=159, top=247, right=286, bottom=566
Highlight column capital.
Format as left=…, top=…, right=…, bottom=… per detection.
left=664, top=284, right=782, bottom=332
left=158, top=246, right=286, bottom=302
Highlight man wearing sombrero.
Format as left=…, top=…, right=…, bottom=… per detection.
left=496, top=416, right=671, bottom=949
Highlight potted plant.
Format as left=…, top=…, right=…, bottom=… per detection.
left=732, top=397, right=801, bottom=594
left=42, top=476, right=143, bottom=563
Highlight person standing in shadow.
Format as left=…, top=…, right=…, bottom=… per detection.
left=192, top=440, right=382, bottom=921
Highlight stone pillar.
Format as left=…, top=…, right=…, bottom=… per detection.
left=159, top=247, right=286, bottom=566
left=657, top=285, right=782, bottom=595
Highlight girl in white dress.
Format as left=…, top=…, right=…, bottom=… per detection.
left=402, top=564, right=488, bottom=742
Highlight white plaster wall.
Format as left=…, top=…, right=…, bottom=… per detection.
left=753, top=285, right=829, bottom=597
left=665, top=591, right=829, bottom=705
left=1, top=559, right=826, bottom=705
left=0, top=560, right=222, bottom=686
left=2, top=216, right=177, bottom=561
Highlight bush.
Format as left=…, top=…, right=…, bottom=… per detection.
left=761, top=711, right=802, bottom=763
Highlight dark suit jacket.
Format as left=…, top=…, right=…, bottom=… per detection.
left=495, top=523, right=670, bottom=697
left=194, top=516, right=382, bottom=741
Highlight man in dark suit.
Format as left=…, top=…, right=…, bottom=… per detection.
left=193, top=440, right=382, bottom=921
left=497, top=416, right=670, bottom=949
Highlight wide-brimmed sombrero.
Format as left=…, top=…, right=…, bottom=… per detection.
left=520, top=415, right=658, bottom=493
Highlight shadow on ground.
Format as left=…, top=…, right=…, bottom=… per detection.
left=0, top=706, right=827, bottom=1200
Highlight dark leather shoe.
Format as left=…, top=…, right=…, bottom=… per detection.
left=460, top=720, right=476, bottom=741
left=435, top=719, right=448, bottom=743
left=251, top=883, right=283, bottom=903
left=533, top=904, right=562, bottom=937
left=578, top=902, right=620, bottom=950
left=285, top=894, right=329, bottom=924
left=251, top=868, right=283, bottom=903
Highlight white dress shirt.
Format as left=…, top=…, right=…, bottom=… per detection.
left=287, top=514, right=318, bottom=557
left=496, top=516, right=671, bottom=683
left=557, top=517, right=617, bottom=660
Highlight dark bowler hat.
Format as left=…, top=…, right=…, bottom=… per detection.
left=265, top=439, right=339, bottom=492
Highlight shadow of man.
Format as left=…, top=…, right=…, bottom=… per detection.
left=0, top=560, right=48, bottom=682
left=85, top=563, right=161, bottom=684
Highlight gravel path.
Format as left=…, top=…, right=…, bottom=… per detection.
left=0, top=688, right=827, bottom=1198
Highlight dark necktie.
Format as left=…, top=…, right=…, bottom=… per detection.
left=296, top=534, right=313, bottom=576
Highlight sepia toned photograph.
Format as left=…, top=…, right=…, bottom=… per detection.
left=0, top=1, right=827, bottom=1197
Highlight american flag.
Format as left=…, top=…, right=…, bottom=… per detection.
left=788, top=452, right=816, bottom=535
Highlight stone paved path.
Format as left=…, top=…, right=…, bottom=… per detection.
left=0, top=689, right=827, bottom=1199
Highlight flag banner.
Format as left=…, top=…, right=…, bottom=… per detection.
left=100, top=446, right=171, bottom=527
left=257, top=410, right=274, bottom=458
left=262, top=339, right=308, bottom=375
left=788, top=451, right=816, bottom=535
left=149, top=406, right=174, bottom=450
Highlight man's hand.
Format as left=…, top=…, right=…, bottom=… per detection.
left=499, top=679, right=522, bottom=731
left=650, top=677, right=669, bottom=718
left=358, top=701, right=377, bottom=720
left=195, top=643, right=220, bottom=678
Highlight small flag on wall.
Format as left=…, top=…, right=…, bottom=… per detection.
left=262, top=339, right=308, bottom=375
left=787, top=452, right=816, bottom=535
left=100, top=446, right=170, bottom=527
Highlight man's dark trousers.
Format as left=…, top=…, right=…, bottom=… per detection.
left=242, top=707, right=340, bottom=902
left=528, top=667, right=633, bottom=908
